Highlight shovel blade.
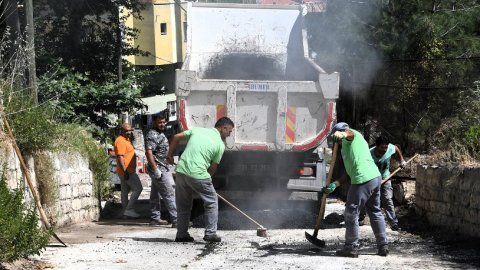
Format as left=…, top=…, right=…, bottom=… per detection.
left=305, top=231, right=325, bottom=248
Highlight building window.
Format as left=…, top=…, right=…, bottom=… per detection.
left=183, top=21, right=187, bottom=42
left=160, top=23, right=167, bottom=35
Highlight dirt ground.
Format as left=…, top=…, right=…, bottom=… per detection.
left=2, top=196, right=480, bottom=270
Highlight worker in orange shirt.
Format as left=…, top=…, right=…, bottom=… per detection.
left=114, top=123, right=143, bottom=218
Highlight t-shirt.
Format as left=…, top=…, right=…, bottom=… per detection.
left=175, top=128, right=225, bottom=180
left=340, top=129, right=381, bottom=185
left=114, top=135, right=136, bottom=176
left=370, top=143, right=396, bottom=178
left=144, top=128, right=169, bottom=169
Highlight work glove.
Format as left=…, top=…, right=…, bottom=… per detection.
left=154, top=167, right=162, bottom=179
left=332, top=131, right=347, bottom=142
left=400, top=159, right=407, bottom=169
left=322, top=181, right=340, bottom=194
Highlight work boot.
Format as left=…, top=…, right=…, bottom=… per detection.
left=174, top=234, right=194, bottom=243
left=123, top=209, right=140, bottom=219
left=391, top=224, right=400, bottom=231
left=149, top=219, right=169, bottom=226
left=335, top=246, right=359, bottom=258
left=203, top=234, right=222, bottom=243
left=377, top=245, right=389, bottom=256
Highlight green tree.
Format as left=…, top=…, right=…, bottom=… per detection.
left=33, top=0, right=147, bottom=82
left=368, top=0, right=480, bottom=153
left=37, top=65, right=144, bottom=138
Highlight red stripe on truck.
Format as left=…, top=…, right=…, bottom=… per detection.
left=241, top=145, right=269, bottom=151
left=292, top=101, right=335, bottom=151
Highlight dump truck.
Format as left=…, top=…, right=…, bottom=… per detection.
left=175, top=3, right=339, bottom=200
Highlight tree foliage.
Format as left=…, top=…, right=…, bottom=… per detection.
left=33, top=0, right=147, bottom=82
left=38, top=65, right=144, bottom=137
left=308, top=0, right=480, bottom=160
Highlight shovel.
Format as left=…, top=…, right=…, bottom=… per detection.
left=305, top=143, right=339, bottom=247
left=381, top=154, right=419, bottom=185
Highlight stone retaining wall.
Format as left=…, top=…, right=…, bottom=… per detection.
left=415, top=165, right=480, bottom=238
left=2, top=144, right=99, bottom=227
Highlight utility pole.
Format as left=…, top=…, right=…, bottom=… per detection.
left=25, top=0, right=38, bottom=104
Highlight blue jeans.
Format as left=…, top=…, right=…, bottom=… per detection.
left=175, top=172, right=218, bottom=238
left=148, top=167, right=177, bottom=223
left=344, top=176, right=388, bottom=248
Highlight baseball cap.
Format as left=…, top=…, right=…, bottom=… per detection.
left=332, top=122, right=349, bottom=133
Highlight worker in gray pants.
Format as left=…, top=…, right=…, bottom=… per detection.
left=358, top=135, right=406, bottom=231
left=145, top=114, right=177, bottom=226
left=322, top=122, right=389, bottom=257
left=167, top=117, right=234, bottom=243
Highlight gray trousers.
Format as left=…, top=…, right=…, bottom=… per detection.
left=175, top=172, right=218, bottom=238
left=344, top=176, right=388, bottom=248
left=380, top=181, right=398, bottom=226
left=359, top=180, right=398, bottom=226
left=148, top=167, right=177, bottom=222
left=119, top=172, right=143, bottom=213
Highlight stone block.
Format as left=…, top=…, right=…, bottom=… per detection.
left=463, top=167, right=479, bottom=182
left=61, top=202, right=71, bottom=215
left=471, top=193, right=480, bottom=210
left=415, top=196, right=425, bottom=209
left=433, top=201, right=451, bottom=215
left=417, top=165, right=427, bottom=180
left=72, top=198, right=82, bottom=211
left=80, top=185, right=92, bottom=197
left=83, top=172, right=93, bottom=184
left=417, top=186, right=429, bottom=200
left=465, top=209, right=479, bottom=224
left=73, top=187, right=80, bottom=198
left=427, top=187, right=440, bottom=201
left=428, top=168, right=445, bottom=189
left=81, top=198, right=91, bottom=209
left=458, top=194, right=471, bottom=207
left=57, top=172, right=71, bottom=186
left=58, top=186, right=66, bottom=200
left=426, top=212, right=439, bottom=225
left=450, top=205, right=461, bottom=218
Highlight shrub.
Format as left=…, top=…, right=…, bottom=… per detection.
left=0, top=173, right=51, bottom=262
left=3, top=92, right=58, bottom=155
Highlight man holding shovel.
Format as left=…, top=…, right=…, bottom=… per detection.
left=358, top=135, right=406, bottom=231
left=166, top=117, right=234, bottom=243
left=322, top=122, right=389, bottom=257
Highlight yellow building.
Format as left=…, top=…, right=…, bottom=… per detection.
left=124, top=0, right=187, bottom=66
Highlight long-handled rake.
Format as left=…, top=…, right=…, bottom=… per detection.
left=217, top=193, right=268, bottom=237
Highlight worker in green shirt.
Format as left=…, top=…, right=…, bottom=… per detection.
left=167, top=117, right=234, bottom=243
left=358, top=135, right=406, bottom=231
left=322, top=122, right=389, bottom=257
